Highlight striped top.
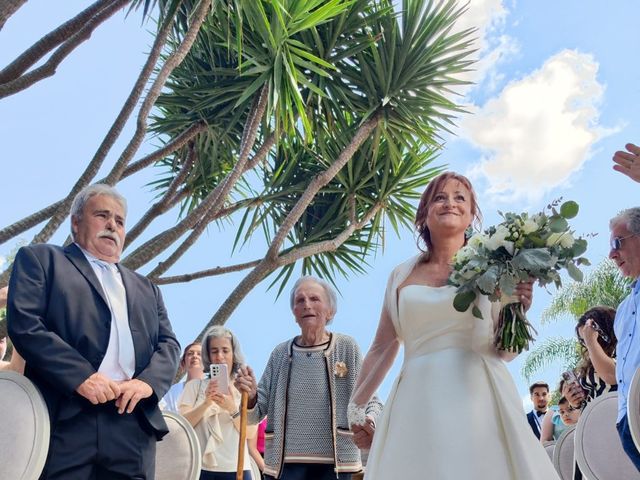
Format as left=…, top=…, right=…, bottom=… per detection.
left=580, top=367, right=617, bottom=402
left=284, top=340, right=333, bottom=463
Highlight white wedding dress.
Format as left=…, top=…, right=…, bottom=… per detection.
left=362, top=285, right=560, bottom=479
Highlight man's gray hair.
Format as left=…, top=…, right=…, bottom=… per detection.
left=610, top=207, right=640, bottom=235
left=200, top=325, right=246, bottom=375
left=70, top=184, right=127, bottom=239
left=289, top=275, right=338, bottom=324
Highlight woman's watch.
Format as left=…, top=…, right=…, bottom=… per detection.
left=231, top=410, right=241, bottom=419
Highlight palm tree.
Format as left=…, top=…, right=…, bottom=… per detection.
left=521, top=260, right=631, bottom=381
left=1, top=0, right=476, bottom=332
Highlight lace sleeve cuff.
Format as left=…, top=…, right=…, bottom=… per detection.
left=348, top=401, right=367, bottom=426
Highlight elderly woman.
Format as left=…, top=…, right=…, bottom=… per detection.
left=179, top=326, right=257, bottom=480
left=235, top=276, right=383, bottom=480
left=347, top=172, right=560, bottom=479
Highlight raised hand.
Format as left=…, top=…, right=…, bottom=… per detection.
left=613, top=143, right=640, bottom=183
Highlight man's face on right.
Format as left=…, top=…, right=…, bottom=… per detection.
left=531, top=387, right=549, bottom=411
left=609, top=220, right=640, bottom=279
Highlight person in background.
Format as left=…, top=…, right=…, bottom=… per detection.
left=160, top=341, right=204, bottom=412
left=540, top=393, right=581, bottom=443
left=563, top=306, right=617, bottom=410
left=526, top=381, right=550, bottom=439
left=248, top=417, right=267, bottom=478
left=179, top=326, right=256, bottom=480
left=7, top=183, right=180, bottom=479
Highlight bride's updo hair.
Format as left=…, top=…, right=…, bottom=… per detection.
left=415, top=171, right=482, bottom=252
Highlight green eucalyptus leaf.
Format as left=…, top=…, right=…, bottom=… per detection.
left=453, top=290, right=476, bottom=312
left=512, top=248, right=553, bottom=271
left=472, top=305, right=484, bottom=319
left=477, top=265, right=500, bottom=294
left=570, top=238, right=588, bottom=257
left=549, top=217, right=569, bottom=233
left=499, top=274, right=518, bottom=296
left=560, top=201, right=579, bottom=219
left=566, top=262, right=584, bottom=282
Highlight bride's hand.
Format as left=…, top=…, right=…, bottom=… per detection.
left=515, top=280, right=534, bottom=311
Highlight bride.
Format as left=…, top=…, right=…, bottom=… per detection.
left=348, top=172, right=560, bottom=479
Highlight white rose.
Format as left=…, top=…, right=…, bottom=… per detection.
left=485, top=226, right=510, bottom=251
left=522, top=219, right=538, bottom=234
left=547, top=231, right=574, bottom=248
left=456, top=245, right=476, bottom=262
left=468, top=234, right=486, bottom=249
left=559, top=232, right=575, bottom=248
left=532, top=213, right=545, bottom=226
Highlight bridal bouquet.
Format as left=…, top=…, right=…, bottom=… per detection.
left=449, top=199, right=589, bottom=353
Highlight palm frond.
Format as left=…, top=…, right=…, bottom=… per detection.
left=520, top=337, right=581, bottom=383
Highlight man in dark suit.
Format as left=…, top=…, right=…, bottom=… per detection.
left=526, top=381, right=549, bottom=439
left=7, top=184, right=180, bottom=479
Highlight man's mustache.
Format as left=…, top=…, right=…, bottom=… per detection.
left=97, top=230, right=121, bottom=247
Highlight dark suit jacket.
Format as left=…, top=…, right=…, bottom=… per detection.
left=527, top=410, right=542, bottom=439
left=7, top=243, right=180, bottom=439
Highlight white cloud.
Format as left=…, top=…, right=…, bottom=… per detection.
left=452, top=0, right=519, bottom=94
left=461, top=49, right=614, bottom=202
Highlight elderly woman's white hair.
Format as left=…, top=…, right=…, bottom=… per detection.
left=69, top=184, right=127, bottom=239
left=200, top=325, right=246, bottom=375
left=289, top=276, right=338, bottom=325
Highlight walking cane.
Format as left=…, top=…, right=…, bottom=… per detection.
left=236, top=391, right=249, bottom=480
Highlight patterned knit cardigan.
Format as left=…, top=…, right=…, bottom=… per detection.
left=247, top=332, right=383, bottom=479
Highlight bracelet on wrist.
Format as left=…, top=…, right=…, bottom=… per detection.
left=231, top=410, right=240, bottom=419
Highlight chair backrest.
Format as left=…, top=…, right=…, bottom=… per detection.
left=574, top=391, right=640, bottom=479
left=552, top=425, right=576, bottom=480
left=0, top=371, right=50, bottom=480
left=155, top=411, right=202, bottom=480
left=543, top=440, right=556, bottom=462
left=628, top=367, right=640, bottom=452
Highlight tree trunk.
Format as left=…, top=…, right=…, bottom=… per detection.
left=0, top=0, right=27, bottom=32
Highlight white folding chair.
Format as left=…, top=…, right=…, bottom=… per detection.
left=0, top=371, right=50, bottom=480
left=543, top=440, right=556, bottom=462
left=574, top=391, right=640, bottom=479
left=552, top=425, right=576, bottom=480
left=155, top=411, right=202, bottom=480
left=628, top=367, right=640, bottom=452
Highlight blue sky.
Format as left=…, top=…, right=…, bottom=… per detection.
left=1, top=1, right=638, bottom=411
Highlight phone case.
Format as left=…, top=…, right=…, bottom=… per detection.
left=210, top=363, right=229, bottom=394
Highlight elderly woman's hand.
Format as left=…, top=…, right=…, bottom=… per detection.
left=515, top=280, right=534, bottom=311
left=351, top=416, right=375, bottom=449
left=234, top=365, right=258, bottom=406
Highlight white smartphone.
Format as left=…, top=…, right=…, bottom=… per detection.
left=210, top=363, right=229, bottom=394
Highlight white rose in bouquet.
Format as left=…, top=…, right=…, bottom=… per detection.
left=521, top=219, right=538, bottom=234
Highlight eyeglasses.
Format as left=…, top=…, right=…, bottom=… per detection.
left=610, top=234, right=637, bottom=251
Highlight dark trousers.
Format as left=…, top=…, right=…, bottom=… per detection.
left=265, top=464, right=353, bottom=480
left=40, top=404, right=155, bottom=480
left=199, top=471, right=251, bottom=480
left=617, top=414, right=640, bottom=471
